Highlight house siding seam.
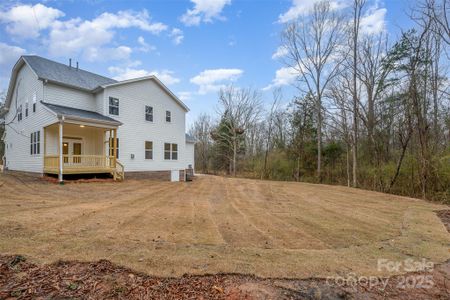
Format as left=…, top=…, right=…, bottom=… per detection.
left=3, top=63, right=58, bottom=173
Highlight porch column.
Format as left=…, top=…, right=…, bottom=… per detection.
left=113, top=128, right=117, bottom=168
left=58, top=119, right=64, bottom=183
left=43, top=127, right=46, bottom=155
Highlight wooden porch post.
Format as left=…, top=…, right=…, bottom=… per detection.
left=58, top=119, right=64, bottom=183
left=113, top=128, right=117, bottom=168
left=43, top=127, right=47, bottom=155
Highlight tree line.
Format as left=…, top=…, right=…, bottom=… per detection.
left=190, top=0, right=450, bottom=203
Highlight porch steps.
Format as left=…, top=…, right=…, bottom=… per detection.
left=112, top=160, right=125, bottom=181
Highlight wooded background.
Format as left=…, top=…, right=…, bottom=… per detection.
left=190, top=0, right=450, bottom=203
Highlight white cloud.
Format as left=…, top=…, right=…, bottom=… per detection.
left=360, top=6, right=386, bottom=35
left=190, top=68, right=243, bottom=94
left=278, top=0, right=348, bottom=23
left=170, top=28, right=184, bottom=45
left=151, top=70, right=181, bottom=85
left=180, top=0, right=231, bottom=26
left=0, top=42, right=26, bottom=66
left=109, top=65, right=180, bottom=85
left=108, top=66, right=149, bottom=80
left=48, top=9, right=167, bottom=58
left=263, top=67, right=297, bottom=91
left=272, top=46, right=288, bottom=60
left=137, top=36, right=156, bottom=52
left=177, top=91, right=192, bottom=101
left=0, top=3, right=64, bottom=39
left=85, top=46, right=132, bottom=62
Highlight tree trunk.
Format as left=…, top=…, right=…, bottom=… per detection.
left=317, top=102, right=322, bottom=183
left=346, top=142, right=351, bottom=187
left=351, top=0, right=362, bottom=188
left=232, top=137, right=237, bottom=177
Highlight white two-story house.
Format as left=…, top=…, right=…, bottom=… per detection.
left=1, top=55, right=195, bottom=182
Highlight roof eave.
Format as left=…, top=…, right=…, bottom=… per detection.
left=101, top=76, right=190, bottom=112
left=41, top=78, right=94, bottom=93
left=4, top=57, right=26, bottom=110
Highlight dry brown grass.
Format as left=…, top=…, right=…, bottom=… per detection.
left=0, top=173, right=448, bottom=279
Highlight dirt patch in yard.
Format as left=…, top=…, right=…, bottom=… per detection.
left=1, top=252, right=449, bottom=299
left=0, top=173, right=449, bottom=279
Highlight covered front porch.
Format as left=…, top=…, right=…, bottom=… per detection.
left=41, top=102, right=123, bottom=181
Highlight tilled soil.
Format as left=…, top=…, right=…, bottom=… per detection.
left=1, top=210, right=449, bottom=299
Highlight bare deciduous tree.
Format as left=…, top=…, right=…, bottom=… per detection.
left=262, top=88, right=282, bottom=179
left=190, top=114, right=213, bottom=173
left=282, top=0, right=345, bottom=182
left=215, top=86, right=263, bottom=176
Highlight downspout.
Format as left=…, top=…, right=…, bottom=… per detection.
left=58, top=116, right=64, bottom=184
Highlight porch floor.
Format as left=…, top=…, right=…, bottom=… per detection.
left=44, top=167, right=114, bottom=175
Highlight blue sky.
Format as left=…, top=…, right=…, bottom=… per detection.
left=0, top=0, right=416, bottom=126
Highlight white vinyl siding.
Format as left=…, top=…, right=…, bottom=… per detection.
left=103, top=79, right=187, bottom=171
left=45, top=83, right=96, bottom=111
left=3, top=63, right=58, bottom=173
left=185, top=142, right=195, bottom=170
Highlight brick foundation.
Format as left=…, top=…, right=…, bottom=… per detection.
left=125, top=171, right=171, bottom=181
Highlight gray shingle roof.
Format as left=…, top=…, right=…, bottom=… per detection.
left=41, top=102, right=121, bottom=125
left=185, top=133, right=196, bottom=143
left=23, top=55, right=117, bottom=91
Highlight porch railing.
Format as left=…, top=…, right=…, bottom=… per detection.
left=44, top=155, right=115, bottom=171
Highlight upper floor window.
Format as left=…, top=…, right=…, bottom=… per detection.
left=32, top=93, right=37, bottom=113
left=164, top=143, right=178, bottom=160
left=30, top=131, right=40, bottom=155
left=145, top=141, right=153, bottom=159
left=25, top=102, right=29, bottom=117
left=109, top=97, right=119, bottom=115
left=145, top=106, right=153, bottom=122
left=17, top=105, right=23, bottom=122
left=166, top=110, right=171, bottom=122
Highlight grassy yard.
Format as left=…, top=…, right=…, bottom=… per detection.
left=0, top=173, right=448, bottom=279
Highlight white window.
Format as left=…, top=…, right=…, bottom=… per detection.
left=145, top=141, right=153, bottom=159
left=172, top=143, right=178, bottom=160
left=30, top=131, right=40, bottom=155
left=109, top=97, right=119, bottom=115
left=25, top=102, right=29, bottom=117
left=164, top=143, right=178, bottom=160
left=17, top=105, right=23, bottom=122
left=166, top=110, right=171, bottom=122
left=32, top=93, right=37, bottom=113
left=145, top=106, right=153, bottom=122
